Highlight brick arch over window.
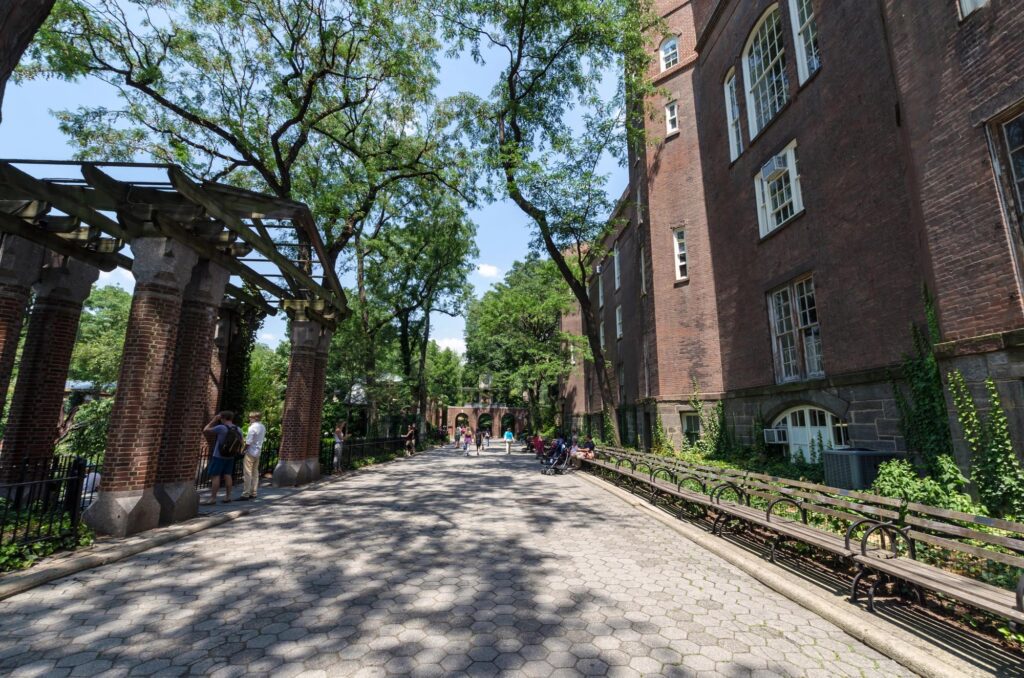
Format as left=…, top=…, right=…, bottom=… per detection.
left=760, top=392, right=850, bottom=425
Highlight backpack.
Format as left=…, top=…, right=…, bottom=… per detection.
left=220, top=425, right=245, bottom=458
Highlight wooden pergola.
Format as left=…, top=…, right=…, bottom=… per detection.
left=0, top=159, right=346, bottom=326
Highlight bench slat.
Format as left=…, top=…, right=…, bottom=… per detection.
left=904, top=530, right=1024, bottom=570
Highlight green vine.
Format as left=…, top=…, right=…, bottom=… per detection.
left=221, top=302, right=264, bottom=416
left=649, top=409, right=674, bottom=456
left=948, top=372, right=1024, bottom=518
left=892, top=287, right=952, bottom=473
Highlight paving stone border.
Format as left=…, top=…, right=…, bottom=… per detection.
left=574, top=470, right=987, bottom=678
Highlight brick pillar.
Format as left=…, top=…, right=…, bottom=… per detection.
left=273, top=319, right=326, bottom=486
left=153, top=260, right=229, bottom=525
left=84, top=238, right=198, bottom=537
left=207, top=306, right=233, bottom=419
left=2, top=256, right=98, bottom=466
left=0, top=235, right=43, bottom=427
left=306, top=327, right=333, bottom=469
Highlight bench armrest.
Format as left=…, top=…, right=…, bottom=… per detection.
left=844, top=518, right=883, bottom=550
left=766, top=497, right=806, bottom=523
left=675, top=474, right=707, bottom=494
left=710, top=481, right=747, bottom=506
left=860, top=522, right=913, bottom=558
left=1017, top=572, right=1023, bottom=613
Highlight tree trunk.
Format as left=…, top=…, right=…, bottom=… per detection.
left=0, top=0, right=56, bottom=124
left=355, top=236, right=378, bottom=437
left=415, top=303, right=432, bottom=434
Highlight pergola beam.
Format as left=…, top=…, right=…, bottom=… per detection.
left=0, top=211, right=123, bottom=272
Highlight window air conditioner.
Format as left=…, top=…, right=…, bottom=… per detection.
left=595, top=264, right=602, bottom=274
left=760, top=154, right=788, bottom=182
left=763, top=427, right=788, bottom=444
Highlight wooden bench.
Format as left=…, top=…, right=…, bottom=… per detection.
left=850, top=503, right=1024, bottom=626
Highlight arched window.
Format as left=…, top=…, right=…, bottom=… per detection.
left=742, top=6, right=789, bottom=137
left=769, top=405, right=850, bottom=462
left=660, top=37, right=680, bottom=71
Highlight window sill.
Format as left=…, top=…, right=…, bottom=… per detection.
left=758, top=208, right=806, bottom=243
left=665, top=129, right=680, bottom=140
left=673, top=277, right=690, bottom=288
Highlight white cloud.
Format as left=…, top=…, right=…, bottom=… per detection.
left=96, top=268, right=135, bottom=291
left=476, top=263, right=500, bottom=279
left=258, top=332, right=278, bottom=344
left=436, top=337, right=466, bottom=355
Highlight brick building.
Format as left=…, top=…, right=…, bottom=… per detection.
left=564, top=0, right=1024, bottom=464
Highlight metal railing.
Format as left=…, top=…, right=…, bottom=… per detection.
left=0, top=456, right=88, bottom=551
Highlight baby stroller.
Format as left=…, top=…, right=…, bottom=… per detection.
left=541, top=447, right=571, bottom=475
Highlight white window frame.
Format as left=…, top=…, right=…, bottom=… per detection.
left=615, top=306, right=623, bottom=340
left=660, top=37, right=680, bottom=71
left=742, top=5, right=789, bottom=138
left=673, top=230, right=688, bottom=280
left=724, top=69, right=743, bottom=161
left=754, top=140, right=803, bottom=237
left=768, top=275, right=823, bottom=384
left=959, top=0, right=989, bottom=18
left=787, top=0, right=820, bottom=84
left=639, top=243, right=647, bottom=294
left=613, top=245, right=621, bottom=290
left=665, top=101, right=679, bottom=134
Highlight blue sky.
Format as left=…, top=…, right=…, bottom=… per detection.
left=0, top=46, right=625, bottom=355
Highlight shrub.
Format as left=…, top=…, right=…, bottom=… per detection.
left=871, top=455, right=984, bottom=515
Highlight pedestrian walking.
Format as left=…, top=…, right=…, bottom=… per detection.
left=484, top=430, right=491, bottom=448
left=240, top=412, right=267, bottom=500
left=475, top=428, right=483, bottom=454
left=404, top=423, right=416, bottom=456
left=463, top=429, right=472, bottom=455
left=503, top=428, right=514, bottom=455
left=333, top=421, right=347, bottom=470
left=202, top=411, right=245, bottom=505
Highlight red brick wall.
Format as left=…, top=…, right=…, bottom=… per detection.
left=280, top=339, right=317, bottom=462
left=2, top=298, right=83, bottom=465
left=102, top=285, right=184, bottom=492
left=0, top=284, right=29, bottom=422
left=156, top=299, right=219, bottom=485
left=694, top=0, right=927, bottom=392
left=880, top=0, right=1024, bottom=342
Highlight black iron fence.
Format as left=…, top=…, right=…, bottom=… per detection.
left=0, top=455, right=89, bottom=552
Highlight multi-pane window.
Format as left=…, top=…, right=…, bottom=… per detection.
left=615, top=306, right=623, bottom=339
left=660, top=37, right=680, bottom=71
left=665, top=101, right=679, bottom=134
left=673, top=230, right=688, bottom=280
left=639, top=244, right=647, bottom=294
left=724, top=70, right=743, bottom=161
left=743, top=6, right=789, bottom=137
left=613, top=245, right=621, bottom=289
left=754, top=140, right=803, bottom=237
left=683, top=414, right=701, bottom=445
left=769, top=275, right=823, bottom=383
left=617, top=364, right=625, bottom=403
left=1004, top=112, right=1024, bottom=216
left=598, top=272, right=604, bottom=307
left=600, top=322, right=606, bottom=350
left=960, top=0, right=989, bottom=16
left=788, top=0, right=820, bottom=84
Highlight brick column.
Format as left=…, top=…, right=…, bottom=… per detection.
left=207, top=306, right=233, bottom=419
left=0, top=235, right=43, bottom=427
left=2, top=256, right=98, bottom=466
left=84, top=238, right=198, bottom=537
left=153, top=260, right=228, bottom=524
left=306, top=327, right=333, bottom=468
left=273, top=319, right=325, bottom=486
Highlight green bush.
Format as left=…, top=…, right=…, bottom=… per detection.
left=871, top=456, right=984, bottom=514
left=55, top=397, right=113, bottom=461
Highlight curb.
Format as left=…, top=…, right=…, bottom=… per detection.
left=574, top=471, right=988, bottom=678
left=0, top=449, right=431, bottom=603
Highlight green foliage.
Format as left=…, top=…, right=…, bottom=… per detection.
left=0, top=516, right=95, bottom=573
left=55, top=396, right=114, bottom=460
left=892, top=288, right=952, bottom=472
left=221, top=305, right=262, bottom=417
left=649, top=411, right=674, bottom=456
left=245, top=341, right=289, bottom=438
left=871, top=456, right=984, bottom=515
left=425, top=341, right=464, bottom=408
left=68, top=285, right=131, bottom=389
left=948, top=372, right=1024, bottom=518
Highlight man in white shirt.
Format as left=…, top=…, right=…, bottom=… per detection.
left=240, top=411, right=267, bottom=500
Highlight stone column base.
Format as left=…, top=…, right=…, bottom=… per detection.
left=153, top=481, right=199, bottom=525
left=272, top=458, right=320, bottom=487
left=83, top=488, right=161, bottom=538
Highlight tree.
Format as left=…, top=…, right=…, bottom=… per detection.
left=438, top=0, right=657, bottom=443
left=425, top=341, right=463, bottom=410
left=68, top=284, right=131, bottom=389
left=464, top=256, right=583, bottom=431
left=24, top=0, right=461, bottom=276
left=245, top=341, right=289, bottom=438
left=0, top=0, right=56, bottom=123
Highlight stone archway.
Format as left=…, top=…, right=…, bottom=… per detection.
left=500, top=413, right=517, bottom=436
left=477, top=413, right=494, bottom=436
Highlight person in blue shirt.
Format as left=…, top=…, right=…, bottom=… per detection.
left=202, top=411, right=240, bottom=505
left=503, top=428, right=514, bottom=455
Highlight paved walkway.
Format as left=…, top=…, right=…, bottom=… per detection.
left=0, top=446, right=913, bottom=677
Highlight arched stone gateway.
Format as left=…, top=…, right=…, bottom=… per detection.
left=445, top=404, right=528, bottom=441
